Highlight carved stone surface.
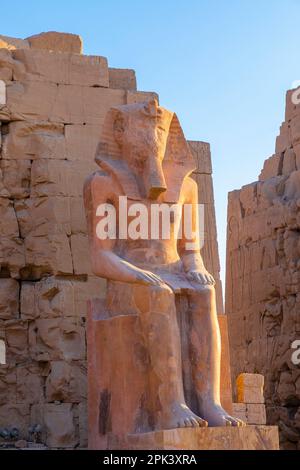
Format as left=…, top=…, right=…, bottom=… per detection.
left=84, top=99, right=260, bottom=450
left=0, top=31, right=224, bottom=449
left=226, top=85, right=300, bottom=450
left=123, top=426, right=279, bottom=450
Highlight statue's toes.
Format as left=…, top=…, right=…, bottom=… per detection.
left=198, top=417, right=208, bottom=427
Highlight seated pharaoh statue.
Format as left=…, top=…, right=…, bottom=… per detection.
left=84, top=99, right=243, bottom=444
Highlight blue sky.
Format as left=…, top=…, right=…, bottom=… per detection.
left=2, top=0, right=300, bottom=290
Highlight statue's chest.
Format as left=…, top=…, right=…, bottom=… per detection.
left=115, top=197, right=183, bottom=236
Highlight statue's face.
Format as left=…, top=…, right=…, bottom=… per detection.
left=114, top=100, right=173, bottom=199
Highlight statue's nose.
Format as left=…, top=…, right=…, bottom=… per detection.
left=146, top=157, right=167, bottom=199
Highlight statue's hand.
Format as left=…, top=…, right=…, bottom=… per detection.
left=186, top=268, right=215, bottom=286
left=124, top=264, right=167, bottom=287
left=135, top=268, right=166, bottom=286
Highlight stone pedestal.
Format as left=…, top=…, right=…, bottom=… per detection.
left=122, top=426, right=279, bottom=450
left=87, top=293, right=250, bottom=450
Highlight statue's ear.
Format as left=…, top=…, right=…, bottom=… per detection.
left=113, top=111, right=126, bottom=147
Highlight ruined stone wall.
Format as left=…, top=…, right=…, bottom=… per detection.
left=226, top=86, right=300, bottom=449
left=0, top=32, right=223, bottom=448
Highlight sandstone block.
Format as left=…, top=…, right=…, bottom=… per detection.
left=114, top=426, right=279, bottom=450
left=239, top=182, right=258, bottom=215
left=188, top=141, right=212, bottom=174
left=23, top=233, right=73, bottom=279
left=0, top=49, right=14, bottom=81
left=203, top=203, right=218, bottom=244
left=65, top=124, right=101, bottom=161
left=201, top=236, right=221, bottom=277
left=290, top=116, right=300, bottom=145
left=192, top=173, right=214, bottom=204
left=109, top=68, right=137, bottom=90
left=30, top=403, right=77, bottom=448
left=259, top=154, right=282, bottom=181
left=78, top=402, right=87, bottom=448
left=15, top=196, right=71, bottom=239
left=16, top=363, right=45, bottom=404
left=0, top=279, right=19, bottom=320
left=0, top=365, right=17, bottom=404
left=27, top=31, right=83, bottom=54
left=45, top=361, right=87, bottom=403
left=126, top=90, right=158, bottom=104
left=275, top=122, right=291, bottom=154
left=246, top=403, right=266, bottom=425
left=21, top=277, right=74, bottom=320
left=0, top=67, right=12, bottom=82
left=4, top=320, right=28, bottom=362
left=13, top=49, right=109, bottom=87
left=0, top=236, right=25, bottom=279
left=285, top=87, right=300, bottom=121
left=293, top=142, right=300, bottom=170
left=237, top=373, right=265, bottom=404
left=2, top=121, right=66, bottom=160
left=31, top=160, right=96, bottom=198
left=3, top=81, right=125, bottom=124
left=282, top=148, right=296, bottom=175
left=70, top=197, right=86, bottom=234
left=232, top=403, right=247, bottom=422
left=70, top=234, right=92, bottom=275
left=0, top=198, right=19, bottom=237
left=20, top=276, right=106, bottom=321
left=29, top=318, right=85, bottom=361
left=0, top=79, right=6, bottom=105
left=0, top=160, right=31, bottom=199
left=0, top=34, right=30, bottom=50
left=0, top=404, right=30, bottom=439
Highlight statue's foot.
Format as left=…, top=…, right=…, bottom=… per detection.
left=202, top=403, right=245, bottom=427
left=161, top=402, right=208, bottom=429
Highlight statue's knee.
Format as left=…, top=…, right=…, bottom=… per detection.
left=189, top=285, right=215, bottom=311
left=133, top=282, right=175, bottom=316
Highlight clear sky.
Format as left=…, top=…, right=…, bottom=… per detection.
left=2, top=0, right=300, bottom=292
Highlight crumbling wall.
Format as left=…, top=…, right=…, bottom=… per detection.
left=226, top=86, right=300, bottom=449
left=0, top=32, right=223, bottom=448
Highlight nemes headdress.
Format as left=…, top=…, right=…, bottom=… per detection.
left=95, top=99, right=196, bottom=202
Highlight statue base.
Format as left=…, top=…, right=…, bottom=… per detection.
left=87, top=296, right=279, bottom=450
left=109, top=426, right=279, bottom=450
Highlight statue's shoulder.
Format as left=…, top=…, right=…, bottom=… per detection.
left=83, top=170, right=119, bottom=204
left=182, top=175, right=198, bottom=197
left=84, top=169, right=113, bottom=192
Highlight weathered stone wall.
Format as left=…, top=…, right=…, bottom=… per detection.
left=190, top=141, right=223, bottom=315
left=226, top=86, right=300, bottom=449
left=0, top=32, right=223, bottom=448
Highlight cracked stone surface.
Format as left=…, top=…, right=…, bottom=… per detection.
left=226, top=85, right=300, bottom=450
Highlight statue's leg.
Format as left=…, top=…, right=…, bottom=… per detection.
left=135, top=283, right=207, bottom=430
left=187, top=286, right=244, bottom=427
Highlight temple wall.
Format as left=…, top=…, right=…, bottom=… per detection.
left=226, top=86, right=300, bottom=449
left=0, top=32, right=223, bottom=448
